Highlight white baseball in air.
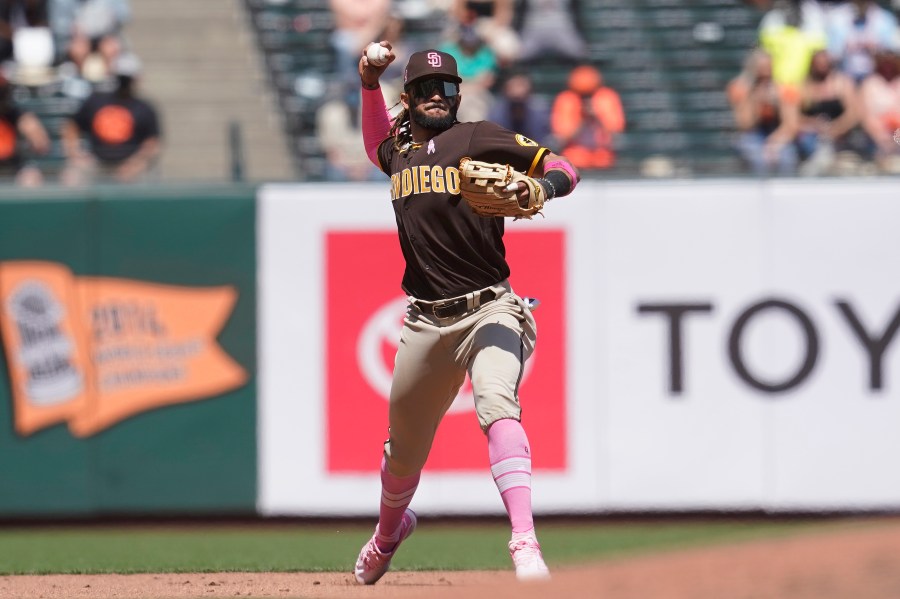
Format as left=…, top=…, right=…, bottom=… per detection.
left=366, top=44, right=389, bottom=66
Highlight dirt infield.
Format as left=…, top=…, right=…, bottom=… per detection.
left=5, top=518, right=900, bottom=599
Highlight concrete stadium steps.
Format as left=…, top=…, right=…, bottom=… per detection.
left=129, top=0, right=246, bottom=20
left=128, top=0, right=295, bottom=182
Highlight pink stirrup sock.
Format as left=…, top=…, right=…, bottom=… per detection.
left=488, top=418, right=535, bottom=534
left=375, top=456, right=420, bottom=552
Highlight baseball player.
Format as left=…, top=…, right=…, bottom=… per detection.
left=353, top=42, right=580, bottom=584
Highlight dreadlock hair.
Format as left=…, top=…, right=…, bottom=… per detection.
left=389, top=103, right=414, bottom=152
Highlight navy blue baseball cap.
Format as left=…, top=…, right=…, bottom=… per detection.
left=404, top=50, right=462, bottom=87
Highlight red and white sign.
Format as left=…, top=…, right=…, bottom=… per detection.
left=263, top=179, right=900, bottom=515
left=325, top=231, right=567, bottom=472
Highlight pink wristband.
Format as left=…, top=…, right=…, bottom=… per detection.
left=544, top=159, right=579, bottom=189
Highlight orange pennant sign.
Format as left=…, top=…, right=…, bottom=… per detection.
left=0, top=261, right=248, bottom=437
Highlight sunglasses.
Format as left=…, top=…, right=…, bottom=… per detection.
left=408, top=78, right=460, bottom=99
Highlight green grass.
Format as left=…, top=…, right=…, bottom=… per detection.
left=0, top=518, right=854, bottom=575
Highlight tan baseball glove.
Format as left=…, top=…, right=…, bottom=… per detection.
left=458, top=158, right=546, bottom=219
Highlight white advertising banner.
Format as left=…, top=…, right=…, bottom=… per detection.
left=258, top=179, right=900, bottom=516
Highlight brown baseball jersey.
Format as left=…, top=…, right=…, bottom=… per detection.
left=376, top=121, right=549, bottom=301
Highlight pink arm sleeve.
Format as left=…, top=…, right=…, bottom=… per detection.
left=361, top=86, right=392, bottom=167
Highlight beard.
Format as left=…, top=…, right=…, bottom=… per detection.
left=411, top=101, right=458, bottom=131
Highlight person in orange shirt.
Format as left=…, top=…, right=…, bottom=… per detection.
left=550, top=64, right=625, bottom=169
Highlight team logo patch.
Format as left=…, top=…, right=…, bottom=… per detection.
left=427, top=52, right=441, bottom=67
left=515, top=134, right=538, bottom=147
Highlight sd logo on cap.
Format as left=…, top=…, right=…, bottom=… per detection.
left=403, top=50, right=462, bottom=87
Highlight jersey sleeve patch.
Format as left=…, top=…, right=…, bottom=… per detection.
left=515, top=134, right=538, bottom=147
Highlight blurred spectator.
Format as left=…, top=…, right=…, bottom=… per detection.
left=759, top=0, right=828, bottom=86
left=827, top=0, right=899, bottom=84
left=1, top=0, right=55, bottom=85
left=372, top=11, right=411, bottom=101
left=451, top=0, right=520, bottom=66
left=439, top=24, right=498, bottom=122
left=0, top=4, right=12, bottom=61
left=0, top=0, right=49, bottom=59
left=516, top=0, right=587, bottom=64
left=759, top=0, right=827, bottom=33
left=487, top=70, right=551, bottom=146
left=727, top=49, right=800, bottom=175
left=858, top=47, right=900, bottom=172
left=51, top=0, right=131, bottom=81
left=316, top=89, right=383, bottom=182
left=391, top=0, right=443, bottom=21
left=549, top=64, right=624, bottom=169
left=328, top=0, right=390, bottom=112
left=795, top=49, right=863, bottom=175
left=0, top=72, right=50, bottom=185
left=60, top=53, right=160, bottom=185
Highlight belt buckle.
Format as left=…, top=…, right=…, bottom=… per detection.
left=424, top=288, right=497, bottom=319
left=432, top=299, right=462, bottom=318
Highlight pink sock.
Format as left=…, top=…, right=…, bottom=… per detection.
left=375, top=456, right=420, bottom=552
left=488, top=418, right=535, bottom=535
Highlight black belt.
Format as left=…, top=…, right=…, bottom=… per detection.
left=415, top=289, right=498, bottom=319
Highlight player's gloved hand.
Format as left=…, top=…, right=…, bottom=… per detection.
left=458, top=158, right=546, bottom=220
left=506, top=176, right=563, bottom=208
left=504, top=181, right=534, bottom=208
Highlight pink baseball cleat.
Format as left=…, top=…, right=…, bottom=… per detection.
left=354, top=509, right=417, bottom=585
left=508, top=534, right=551, bottom=581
